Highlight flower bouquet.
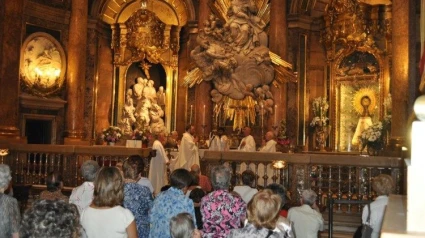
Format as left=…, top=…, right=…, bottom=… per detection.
left=360, top=122, right=383, bottom=155
left=132, top=129, right=150, bottom=147
left=310, top=97, right=330, bottom=151
left=276, top=119, right=292, bottom=153
left=101, top=126, right=122, bottom=145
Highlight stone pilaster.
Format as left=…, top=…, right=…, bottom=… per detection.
left=0, top=0, right=25, bottom=142
left=268, top=0, right=288, bottom=132
left=64, top=0, right=88, bottom=144
left=391, top=0, right=416, bottom=144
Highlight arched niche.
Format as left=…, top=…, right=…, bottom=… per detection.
left=331, top=48, right=387, bottom=152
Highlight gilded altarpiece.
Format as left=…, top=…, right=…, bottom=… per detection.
left=105, top=0, right=186, bottom=133
left=322, top=0, right=391, bottom=151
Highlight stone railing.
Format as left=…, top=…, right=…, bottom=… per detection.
left=0, top=144, right=404, bottom=214
left=202, top=151, right=404, bottom=213
left=0, top=143, right=153, bottom=188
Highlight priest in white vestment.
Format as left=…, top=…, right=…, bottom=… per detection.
left=260, top=131, right=277, bottom=152
left=175, top=125, right=200, bottom=170
left=238, top=126, right=256, bottom=152
left=149, top=132, right=169, bottom=195
left=209, top=127, right=229, bottom=151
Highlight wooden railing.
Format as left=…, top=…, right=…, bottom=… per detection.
left=0, top=144, right=405, bottom=214
left=202, top=151, right=405, bottom=213
left=0, top=144, right=153, bottom=187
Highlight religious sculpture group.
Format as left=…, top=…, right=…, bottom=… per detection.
left=189, top=0, right=277, bottom=128
left=119, top=76, right=166, bottom=135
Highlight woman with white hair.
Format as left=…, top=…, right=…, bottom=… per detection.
left=69, top=160, right=100, bottom=214
left=0, top=164, right=20, bottom=238
left=287, top=189, right=324, bottom=238
left=362, top=174, right=394, bottom=238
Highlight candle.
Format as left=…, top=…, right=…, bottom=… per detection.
left=261, top=104, right=264, bottom=129
left=274, top=105, right=277, bottom=125
left=190, top=105, right=193, bottom=125
left=203, top=104, right=206, bottom=125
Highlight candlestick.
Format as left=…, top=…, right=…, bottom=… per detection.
left=203, top=104, right=206, bottom=125
left=190, top=105, right=193, bottom=125
left=274, top=105, right=277, bottom=125
left=247, top=106, right=250, bottom=126
left=261, top=105, right=264, bottom=129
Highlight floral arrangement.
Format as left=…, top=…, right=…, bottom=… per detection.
left=361, top=122, right=383, bottom=145
left=310, top=97, right=329, bottom=127
left=277, top=119, right=291, bottom=146
left=132, top=129, right=150, bottom=145
left=101, top=126, right=122, bottom=143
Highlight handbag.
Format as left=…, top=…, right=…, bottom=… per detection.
left=353, top=203, right=373, bottom=238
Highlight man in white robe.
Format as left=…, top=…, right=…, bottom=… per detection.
left=175, top=125, right=200, bottom=170
left=149, top=132, right=169, bottom=195
left=238, top=126, right=256, bottom=152
left=260, top=131, right=277, bottom=152
left=209, top=127, right=229, bottom=151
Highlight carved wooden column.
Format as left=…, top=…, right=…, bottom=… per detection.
left=268, top=0, right=288, bottom=131
left=391, top=0, right=415, bottom=145
left=65, top=0, right=88, bottom=144
left=0, top=0, right=24, bottom=142
left=195, top=0, right=212, bottom=136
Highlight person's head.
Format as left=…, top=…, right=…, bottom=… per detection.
left=243, top=126, right=252, bottom=136
left=161, top=184, right=171, bottom=192
left=123, top=155, right=145, bottom=180
left=266, top=183, right=287, bottom=209
left=171, top=131, right=179, bottom=140
left=265, top=131, right=275, bottom=141
left=46, top=172, right=63, bottom=192
left=217, top=127, right=225, bottom=137
left=211, top=165, right=231, bottom=190
left=241, top=170, right=256, bottom=187
left=372, top=174, right=394, bottom=196
left=159, top=86, right=164, bottom=92
left=301, top=189, right=317, bottom=206
left=189, top=188, right=206, bottom=203
left=186, top=125, right=195, bottom=134
left=0, top=164, right=11, bottom=191
left=148, top=80, right=154, bottom=86
left=190, top=171, right=200, bottom=186
left=247, top=189, right=282, bottom=230
left=170, top=213, right=201, bottom=238
left=20, top=200, right=80, bottom=238
left=170, top=169, right=193, bottom=190
left=153, top=132, right=166, bottom=143
left=361, top=96, right=371, bottom=106
left=190, top=164, right=201, bottom=175
left=81, top=160, right=100, bottom=182
left=92, top=167, right=124, bottom=207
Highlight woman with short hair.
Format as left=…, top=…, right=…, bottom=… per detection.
left=80, top=166, right=138, bottom=238
left=69, top=160, right=100, bottom=213
left=0, top=164, right=20, bottom=238
left=123, top=155, right=153, bottom=238
left=362, top=174, right=395, bottom=238
left=228, top=189, right=286, bottom=238
left=169, top=213, right=201, bottom=238
left=39, top=171, right=68, bottom=202
left=20, top=199, right=80, bottom=238
left=201, top=165, right=246, bottom=238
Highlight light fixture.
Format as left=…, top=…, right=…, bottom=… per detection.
left=272, top=160, right=286, bottom=169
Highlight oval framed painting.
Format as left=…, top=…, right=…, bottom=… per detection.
left=20, top=32, right=66, bottom=97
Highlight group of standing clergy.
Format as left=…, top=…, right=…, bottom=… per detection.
left=149, top=124, right=277, bottom=195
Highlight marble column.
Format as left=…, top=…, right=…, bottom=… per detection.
left=268, top=0, right=288, bottom=132
left=391, top=0, right=415, bottom=143
left=65, top=0, right=88, bottom=144
left=194, top=0, right=212, bottom=137
left=0, top=0, right=24, bottom=142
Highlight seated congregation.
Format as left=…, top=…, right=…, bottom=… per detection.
left=0, top=158, right=394, bottom=238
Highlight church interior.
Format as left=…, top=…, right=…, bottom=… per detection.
left=1, top=0, right=425, bottom=236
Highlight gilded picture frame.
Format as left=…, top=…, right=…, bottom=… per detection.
left=20, top=32, right=66, bottom=97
